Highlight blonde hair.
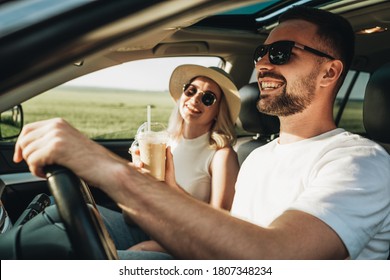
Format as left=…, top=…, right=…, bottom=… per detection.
left=167, top=94, right=237, bottom=149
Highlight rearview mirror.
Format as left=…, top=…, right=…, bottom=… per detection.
left=0, top=105, right=23, bottom=140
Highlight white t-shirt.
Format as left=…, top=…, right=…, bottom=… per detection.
left=231, top=128, right=390, bottom=259
left=170, top=133, right=216, bottom=203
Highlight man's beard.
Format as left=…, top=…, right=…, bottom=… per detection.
left=257, top=71, right=318, bottom=117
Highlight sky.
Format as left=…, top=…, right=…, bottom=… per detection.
left=65, top=57, right=221, bottom=91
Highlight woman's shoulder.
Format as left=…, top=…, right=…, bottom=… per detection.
left=213, top=145, right=238, bottom=162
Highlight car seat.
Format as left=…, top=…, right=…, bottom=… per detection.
left=363, top=62, right=390, bottom=154
left=234, top=82, right=280, bottom=166
left=363, top=62, right=390, bottom=260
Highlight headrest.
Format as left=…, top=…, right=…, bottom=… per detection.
left=238, top=82, right=280, bottom=135
left=363, top=63, right=390, bottom=143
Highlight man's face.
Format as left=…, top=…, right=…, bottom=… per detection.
left=255, top=20, right=323, bottom=117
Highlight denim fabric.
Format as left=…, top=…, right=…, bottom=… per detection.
left=98, top=205, right=174, bottom=260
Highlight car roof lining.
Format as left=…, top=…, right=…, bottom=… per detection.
left=0, top=0, right=262, bottom=112
left=2, top=0, right=390, bottom=112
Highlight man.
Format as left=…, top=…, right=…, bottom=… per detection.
left=14, top=6, right=390, bottom=259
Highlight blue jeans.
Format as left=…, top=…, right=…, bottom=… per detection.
left=98, top=205, right=174, bottom=260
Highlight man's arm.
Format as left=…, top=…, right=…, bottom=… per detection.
left=14, top=118, right=348, bottom=259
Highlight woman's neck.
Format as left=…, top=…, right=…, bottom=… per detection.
left=182, top=123, right=211, bottom=139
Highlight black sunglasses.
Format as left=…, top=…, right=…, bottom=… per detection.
left=182, top=83, right=217, bottom=107
left=253, top=40, right=335, bottom=65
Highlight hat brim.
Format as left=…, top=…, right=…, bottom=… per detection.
left=169, top=64, right=241, bottom=123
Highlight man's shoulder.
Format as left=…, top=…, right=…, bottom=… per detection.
left=333, top=130, right=388, bottom=153
left=321, top=130, right=390, bottom=171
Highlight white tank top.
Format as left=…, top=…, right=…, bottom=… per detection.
left=170, top=133, right=216, bottom=203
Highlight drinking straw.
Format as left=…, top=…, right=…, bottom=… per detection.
left=147, top=105, right=151, bottom=132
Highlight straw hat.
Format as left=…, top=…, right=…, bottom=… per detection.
left=169, top=64, right=241, bottom=123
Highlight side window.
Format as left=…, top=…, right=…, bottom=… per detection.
left=334, top=70, right=370, bottom=134
left=21, top=57, right=222, bottom=140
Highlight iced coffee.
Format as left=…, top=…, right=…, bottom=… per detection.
left=131, top=122, right=169, bottom=181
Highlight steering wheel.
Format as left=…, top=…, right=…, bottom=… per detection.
left=45, top=165, right=118, bottom=259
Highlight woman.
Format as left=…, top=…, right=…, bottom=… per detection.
left=101, top=64, right=241, bottom=258
left=166, top=64, right=240, bottom=207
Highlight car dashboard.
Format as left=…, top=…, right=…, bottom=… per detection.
left=0, top=173, right=73, bottom=259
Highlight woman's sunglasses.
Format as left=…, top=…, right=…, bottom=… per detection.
left=253, top=40, right=335, bottom=65
left=183, top=83, right=217, bottom=107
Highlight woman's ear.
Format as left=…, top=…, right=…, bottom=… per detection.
left=320, top=59, right=344, bottom=87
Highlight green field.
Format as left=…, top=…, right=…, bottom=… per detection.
left=22, top=86, right=175, bottom=139
left=334, top=99, right=365, bottom=132
left=20, top=87, right=365, bottom=141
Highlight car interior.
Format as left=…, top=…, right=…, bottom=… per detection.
left=235, top=82, right=280, bottom=165
left=1, top=0, right=390, bottom=259
left=363, top=62, right=390, bottom=153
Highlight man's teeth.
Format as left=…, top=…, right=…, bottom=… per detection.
left=261, top=82, right=282, bottom=90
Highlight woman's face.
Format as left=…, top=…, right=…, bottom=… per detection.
left=179, top=76, right=222, bottom=129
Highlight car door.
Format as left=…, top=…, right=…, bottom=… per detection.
left=0, top=56, right=222, bottom=217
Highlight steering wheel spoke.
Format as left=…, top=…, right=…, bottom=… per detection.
left=45, top=165, right=118, bottom=260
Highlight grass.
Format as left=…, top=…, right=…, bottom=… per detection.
left=334, top=99, right=365, bottom=132
left=22, top=86, right=175, bottom=139
left=20, top=87, right=366, bottom=141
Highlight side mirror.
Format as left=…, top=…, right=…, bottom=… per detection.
left=0, top=105, right=23, bottom=140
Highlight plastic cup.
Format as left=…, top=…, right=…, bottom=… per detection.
left=130, top=122, right=169, bottom=181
